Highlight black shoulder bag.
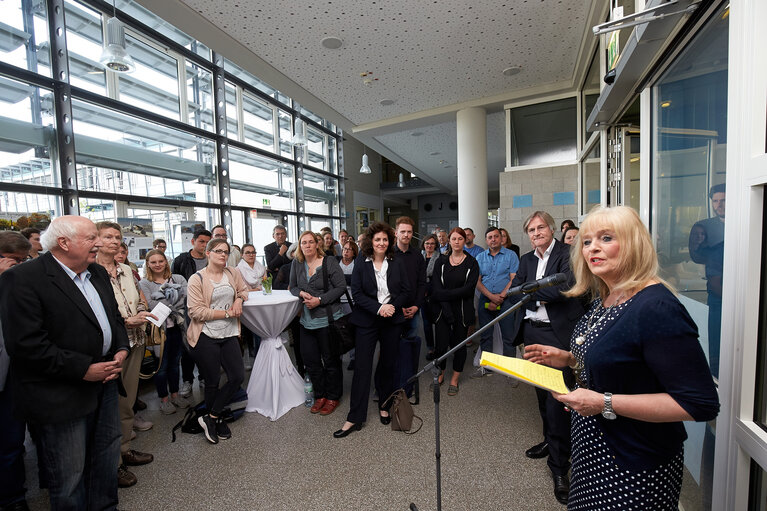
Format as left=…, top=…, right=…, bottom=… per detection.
left=321, top=256, right=356, bottom=354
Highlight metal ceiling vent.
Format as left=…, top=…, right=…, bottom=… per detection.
left=100, top=17, right=136, bottom=73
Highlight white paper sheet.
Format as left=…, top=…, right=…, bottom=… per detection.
left=147, top=302, right=171, bottom=327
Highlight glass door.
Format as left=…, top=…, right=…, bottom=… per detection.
left=607, top=127, right=641, bottom=210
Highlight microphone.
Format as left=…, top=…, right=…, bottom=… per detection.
left=506, top=273, right=568, bottom=296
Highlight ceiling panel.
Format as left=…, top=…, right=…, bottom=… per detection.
left=179, top=0, right=592, bottom=125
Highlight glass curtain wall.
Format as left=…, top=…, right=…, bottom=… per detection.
left=0, top=0, right=342, bottom=261
left=650, top=4, right=729, bottom=509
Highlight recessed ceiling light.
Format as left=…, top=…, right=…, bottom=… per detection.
left=321, top=37, right=343, bottom=50
left=410, top=131, right=423, bottom=137
left=379, top=99, right=395, bottom=106
left=429, top=152, right=440, bottom=156
left=502, top=66, right=522, bottom=77
left=660, top=100, right=672, bottom=108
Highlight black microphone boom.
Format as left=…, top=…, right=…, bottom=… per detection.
left=506, top=273, right=568, bottom=296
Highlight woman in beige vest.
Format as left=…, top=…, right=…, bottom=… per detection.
left=95, top=221, right=156, bottom=489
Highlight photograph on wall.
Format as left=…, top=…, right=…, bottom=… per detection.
left=117, top=217, right=154, bottom=265
left=179, top=220, right=206, bottom=254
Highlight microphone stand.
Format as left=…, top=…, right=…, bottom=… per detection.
left=407, top=293, right=534, bottom=511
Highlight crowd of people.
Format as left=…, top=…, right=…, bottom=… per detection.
left=0, top=208, right=719, bottom=510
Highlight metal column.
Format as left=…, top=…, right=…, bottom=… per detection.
left=212, top=52, right=233, bottom=236
left=47, top=0, right=79, bottom=214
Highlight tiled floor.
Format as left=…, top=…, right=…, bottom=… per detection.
left=23, top=347, right=567, bottom=511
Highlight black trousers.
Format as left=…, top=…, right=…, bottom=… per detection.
left=523, top=321, right=572, bottom=477
left=435, top=319, right=468, bottom=373
left=289, top=317, right=305, bottom=378
left=191, top=333, right=245, bottom=416
left=300, top=325, right=343, bottom=401
left=180, top=348, right=197, bottom=384
left=347, top=318, right=400, bottom=424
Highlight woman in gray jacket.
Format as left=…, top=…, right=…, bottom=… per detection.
left=139, top=249, right=189, bottom=414
left=289, top=231, right=347, bottom=416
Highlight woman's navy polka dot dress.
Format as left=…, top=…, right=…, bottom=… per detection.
left=567, top=298, right=684, bottom=510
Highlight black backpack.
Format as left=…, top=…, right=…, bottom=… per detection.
left=171, top=387, right=248, bottom=442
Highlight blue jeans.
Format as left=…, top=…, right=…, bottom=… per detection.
left=420, top=307, right=434, bottom=350
left=155, top=325, right=184, bottom=398
left=477, top=296, right=519, bottom=357
left=395, top=316, right=421, bottom=395
left=29, top=381, right=121, bottom=511
left=0, top=385, right=26, bottom=506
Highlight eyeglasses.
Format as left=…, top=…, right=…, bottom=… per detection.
left=210, top=249, right=230, bottom=256
left=0, top=254, right=26, bottom=264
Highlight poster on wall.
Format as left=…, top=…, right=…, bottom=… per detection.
left=179, top=220, right=206, bottom=254
left=117, top=217, right=154, bottom=265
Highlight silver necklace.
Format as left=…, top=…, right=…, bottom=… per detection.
left=574, top=293, right=624, bottom=345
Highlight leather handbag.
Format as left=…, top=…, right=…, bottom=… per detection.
left=382, top=388, right=423, bottom=434
left=140, top=323, right=165, bottom=380
left=322, top=256, right=356, bottom=354
left=145, top=322, right=166, bottom=347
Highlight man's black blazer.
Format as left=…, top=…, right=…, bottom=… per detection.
left=350, top=255, right=411, bottom=328
left=508, top=240, right=585, bottom=348
left=0, top=252, right=130, bottom=424
left=264, top=240, right=291, bottom=273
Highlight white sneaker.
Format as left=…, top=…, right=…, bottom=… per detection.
left=171, top=395, right=191, bottom=409
left=133, top=413, right=153, bottom=431
left=160, top=400, right=176, bottom=415
left=198, top=379, right=205, bottom=390
left=179, top=381, right=192, bottom=398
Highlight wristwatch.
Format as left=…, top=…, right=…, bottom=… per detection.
left=224, top=310, right=230, bottom=319
left=602, top=392, right=617, bottom=420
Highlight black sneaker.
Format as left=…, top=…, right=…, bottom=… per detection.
left=215, top=418, right=232, bottom=440
left=198, top=414, right=218, bottom=444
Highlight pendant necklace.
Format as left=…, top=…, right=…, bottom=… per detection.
left=574, top=293, right=625, bottom=345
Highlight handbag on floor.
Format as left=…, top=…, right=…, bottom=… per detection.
left=322, top=256, right=356, bottom=354
left=382, top=388, right=423, bottom=434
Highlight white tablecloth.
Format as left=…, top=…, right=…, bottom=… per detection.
left=241, top=290, right=304, bottom=421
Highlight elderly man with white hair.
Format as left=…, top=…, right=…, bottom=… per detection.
left=0, top=216, right=130, bottom=511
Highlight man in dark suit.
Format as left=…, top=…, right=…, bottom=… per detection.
left=393, top=216, right=426, bottom=397
left=0, top=216, right=130, bottom=511
left=264, top=224, right=292, bottom=289
left=508, top=211, right=585, bottom=505
left=0, top=232, right=32, bottom=511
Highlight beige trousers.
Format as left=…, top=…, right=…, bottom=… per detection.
left=118, top=343, right=144, bottom=455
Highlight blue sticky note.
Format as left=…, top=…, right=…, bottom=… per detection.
left=553, top=192, right=575, bottom=206
left=513, top=195, right=533, bottom=208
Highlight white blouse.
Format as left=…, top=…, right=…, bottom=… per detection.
left=369, top=257, right=391, bottom=305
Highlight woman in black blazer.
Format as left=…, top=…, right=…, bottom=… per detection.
left=333, top=222, right=410, bottom=438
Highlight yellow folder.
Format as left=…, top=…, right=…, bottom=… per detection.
left=479, top=352, right=570, bottom=394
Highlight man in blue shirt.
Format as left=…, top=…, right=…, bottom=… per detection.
left=437, top=230, right=449, bottom=254
left=473, top=227, right=519, bottom=377
left=463, top=227, right=484, bottom=258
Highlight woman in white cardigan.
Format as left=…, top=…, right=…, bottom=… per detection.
left=236, top=243, right=265, bottom=365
